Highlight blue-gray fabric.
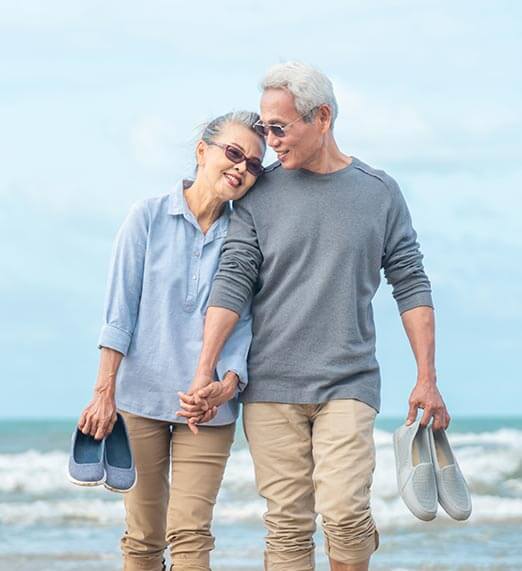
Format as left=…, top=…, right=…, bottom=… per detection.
left=68, top=430, right=105, bottom=483
left=208, top=158, right=433, bottom=412
left=98, top=179, right=252, bottom=424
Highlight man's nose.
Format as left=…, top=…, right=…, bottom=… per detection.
left=266, top=130, right=281, bottom=149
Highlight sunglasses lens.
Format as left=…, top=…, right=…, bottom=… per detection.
left=253, top=123, right=268, bottom=137
left=270, top=125, right=285, bottom=137
left=246, top=160, right=264, bottom=177
left=224, top=146, right=244, bottom=164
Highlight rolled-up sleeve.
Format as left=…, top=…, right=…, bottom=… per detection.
left=215, top=299, right=252, bottom=391
left=208, top=198, right=262, bottom=315
left=382, top=178, right=434, bottom=314
left=98, top=202, right=149, bottom=355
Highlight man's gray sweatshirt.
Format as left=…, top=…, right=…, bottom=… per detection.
left=208, top=157, right=433, bottom=412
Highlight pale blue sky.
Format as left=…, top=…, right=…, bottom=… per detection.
left=1, top=1, right=520, bottom=417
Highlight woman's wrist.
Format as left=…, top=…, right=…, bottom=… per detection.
left=94, top=378, right=116, bottom=399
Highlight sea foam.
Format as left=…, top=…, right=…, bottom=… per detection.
left=1, top=428, right=520, bottom=527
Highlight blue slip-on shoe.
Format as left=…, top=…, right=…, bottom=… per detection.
left=428, top=427, right=472, bottom=521
left=68, top=427, right=106, bottom=487
left=393, top=420, right=438, bottom=521
left=103, top=413, right=137, bottom=493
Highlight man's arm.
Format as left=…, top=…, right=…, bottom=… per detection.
left=177, top=307, right=241, bottom=434
left=401, top=306, right=450, bottom=430
left=382, top=177, right=449, bottom=430
left=180, top=197, right=262, bottom=432
left=193, top=306, right=241, bottom=392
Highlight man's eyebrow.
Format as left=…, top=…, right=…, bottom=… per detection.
left=266, top=119, right=285, bottom=125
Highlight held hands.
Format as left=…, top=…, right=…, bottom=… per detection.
left=177, top=371, right=239, bottom=434
left=406, top=378, right=451, bottom=431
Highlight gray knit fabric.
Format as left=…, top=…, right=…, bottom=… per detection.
left=208, top=158, right=433, bottom=411
left=440, top=466, right=470, bottom=510
left=412, top=464, right=438, bottom=510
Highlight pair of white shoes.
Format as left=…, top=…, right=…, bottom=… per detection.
left=393, top=419, right=472, bottom=521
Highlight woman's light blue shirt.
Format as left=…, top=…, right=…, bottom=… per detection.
left=98, top=179, right=252, bottom=424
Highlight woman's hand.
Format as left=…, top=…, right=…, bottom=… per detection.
left=176, top=391, right=218, bottom=434
left=78, top=393, right=117, bottom=440
left=177, top=371, right=239, bottom=434
left=78, top=347, right=122, bottom=439
left=194, top=375, right=238, bottom=409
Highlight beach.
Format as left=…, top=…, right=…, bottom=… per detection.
left=1, top=416, right=521, bottom=571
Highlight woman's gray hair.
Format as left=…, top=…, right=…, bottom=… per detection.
left=194, top=111, right=265, bottom=175
left=260, top=62, right=338, bottom=128
left=200, top=111, right=266, bottom=150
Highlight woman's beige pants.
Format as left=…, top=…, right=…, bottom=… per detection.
left=119, top=411, right=235, bottom=571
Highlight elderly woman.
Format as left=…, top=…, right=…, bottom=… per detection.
left=77, top=111, right=265, bottom=571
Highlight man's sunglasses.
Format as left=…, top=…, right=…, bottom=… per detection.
left=208, top=142, right=264, bottom=177
left=253, top=108, right=317, bottom=138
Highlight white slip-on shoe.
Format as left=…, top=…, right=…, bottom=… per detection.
left=428, top=427, right=472, bottom=521
left=393, top=420, right=438, bottom=521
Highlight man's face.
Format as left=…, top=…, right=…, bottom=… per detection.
left=260, top=88, right=325, bottom=170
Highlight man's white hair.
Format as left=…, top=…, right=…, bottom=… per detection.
left=260, top=61, right=338, bottom=129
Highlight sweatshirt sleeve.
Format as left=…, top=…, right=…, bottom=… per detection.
left=207, top=198, right=262, bottom=315
left=381, top=178, right=434, bottom=314
left=215, top=299, right=252, bottom=392
left=97, top=202, right=149, bottom=355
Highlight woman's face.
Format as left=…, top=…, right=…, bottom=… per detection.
left=196, top=123, right=265, bottom=201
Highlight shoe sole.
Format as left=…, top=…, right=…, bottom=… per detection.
left=392, top=430, right=403, bottom=491
left=103, top=473, right=138, bottom=494
left=67, top=473, right=106, bottom=487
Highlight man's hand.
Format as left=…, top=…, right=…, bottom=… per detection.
left=187, top=371, right=215, bottom=396
left=176, top=371, right=239, bottom=434
left=194, top=372, right=239, bottom=410
left=406, top=380, right=450, bottom=430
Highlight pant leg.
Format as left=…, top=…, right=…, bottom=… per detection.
left=166, top=422, right=235, bottom=571
left=243, top=403, right=316, bottom=571
left=312, top=399, right=379, bottom=565
left=120, top=411, right=172, bottom=571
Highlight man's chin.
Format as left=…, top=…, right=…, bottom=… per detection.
left=279, top=158, right=300, bottom=170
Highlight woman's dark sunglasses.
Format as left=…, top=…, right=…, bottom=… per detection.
left=208, top=142, right=264, bottom=177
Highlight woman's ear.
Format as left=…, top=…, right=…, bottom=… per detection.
left=195, top=140, right=207, bottom=169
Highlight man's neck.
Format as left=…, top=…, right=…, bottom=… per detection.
left=300, top=134, right=352, bottom=174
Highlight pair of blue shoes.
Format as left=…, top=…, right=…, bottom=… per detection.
left=68, top=413, right=136, bottom=493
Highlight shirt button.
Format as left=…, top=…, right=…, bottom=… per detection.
left=193, top=251, right=200, bottom=257
left=192, top=275, right=197, bottom=280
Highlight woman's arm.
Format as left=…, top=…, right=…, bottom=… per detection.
left=97, top=202, right=149, bottom=354
left=78, top=202, right=149, bottom=438
left=78, top=347, right=123, bottom=440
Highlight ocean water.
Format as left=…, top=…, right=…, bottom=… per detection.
left=0, top=417, right=521, bottom=571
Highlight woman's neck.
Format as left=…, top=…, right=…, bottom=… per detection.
left=184, top=179, right=226, bottom=234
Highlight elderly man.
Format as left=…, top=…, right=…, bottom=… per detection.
left=180, top=62, right=450, bottom=571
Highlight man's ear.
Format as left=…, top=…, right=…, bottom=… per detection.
left=317, top=104, right=332, bottom=133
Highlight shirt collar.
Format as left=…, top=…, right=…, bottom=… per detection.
left=168, top=179, right=192, bottom=216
